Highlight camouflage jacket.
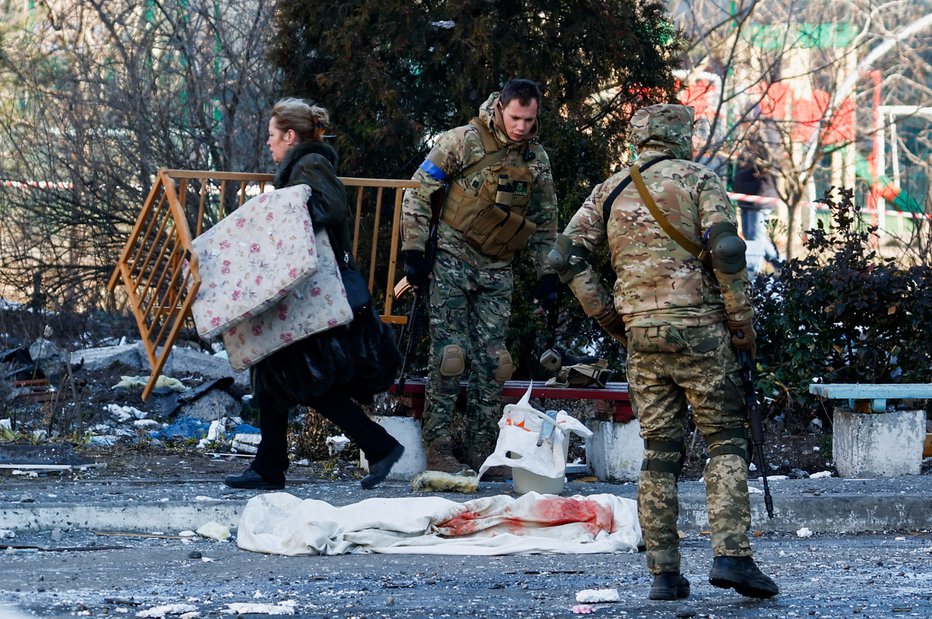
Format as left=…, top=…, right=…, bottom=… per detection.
left=401, top=92, right=558, bottom=275
left=563, top=104, right=753, bottom=328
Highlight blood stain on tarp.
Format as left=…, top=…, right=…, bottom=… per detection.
left=437, top=510, right=484, bottom=536
left=526, top=497, right=615, bottom=534
left=434, top=497, right=615, bottom=538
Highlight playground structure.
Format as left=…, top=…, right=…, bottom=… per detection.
left=675, top=19, right=931, bottom=261
left=870, top=104, right=931, bottom=229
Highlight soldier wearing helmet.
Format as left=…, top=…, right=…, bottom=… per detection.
left=552, top=103, right=778, bottom=601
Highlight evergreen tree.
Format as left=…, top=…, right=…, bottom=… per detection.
left=270, top=0, right=682, bottom=376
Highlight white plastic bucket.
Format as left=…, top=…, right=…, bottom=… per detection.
left=509, top=437, right=569, bottom=495
left=481, top=384, right=592, bottom=492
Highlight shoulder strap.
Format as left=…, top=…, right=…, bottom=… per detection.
left=601, top=156, right=672, bottom=223
left=457, top=118, right=509, bottom=178
left=629, top=165, right=710, bottom=267
left=469, top=117, right=500, bottom=153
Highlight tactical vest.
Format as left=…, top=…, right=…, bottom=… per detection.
left=441, top=118, right=538, bottom=259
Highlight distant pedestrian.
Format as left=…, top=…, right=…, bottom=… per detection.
left=731, top=132, right=781, bottom=275
left=400, top=79, right=559, bottom=476
left=551, top=103, right=778, bottom=600
left=225, top=98, right=404, bottom=491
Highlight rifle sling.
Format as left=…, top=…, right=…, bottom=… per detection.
left=601, top=155, right=671, bottom=223
left=629, top=164, right=710, bottom=267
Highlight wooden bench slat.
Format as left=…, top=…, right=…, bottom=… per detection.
left=389, top=378, right=633, bottom=423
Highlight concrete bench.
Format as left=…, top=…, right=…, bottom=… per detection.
left=809, top=383, right=932, bottom=413
left=365, top=378, right=643, bottom=482
left=809, top=383, right=932, bottom=477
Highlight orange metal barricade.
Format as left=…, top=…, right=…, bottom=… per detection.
left=108, top=168, right=417, bottom=399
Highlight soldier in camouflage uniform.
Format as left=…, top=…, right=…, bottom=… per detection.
left=552, top=104, right=778, bottom=600
left=401, top=79, right=559, bottom=475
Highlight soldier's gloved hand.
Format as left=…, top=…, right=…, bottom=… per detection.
left=402, top=250, right=430, bottom=287
left=595, top=307, right=627, bottom=348
left=533, top=274, right=560, bottom=311
left=728, top=318, right=757, bottom=359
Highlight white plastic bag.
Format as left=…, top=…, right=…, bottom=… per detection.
left=479, top=384, right=593, bottom=489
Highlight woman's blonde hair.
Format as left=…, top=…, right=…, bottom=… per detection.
left=271, top=97, right=329, bottom=142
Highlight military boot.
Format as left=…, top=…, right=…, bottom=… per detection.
left=426, top=439, right=471, bottom=474
left=709, top=556, right=779, bottom=598
left=649, top=572, right=690, bottom=600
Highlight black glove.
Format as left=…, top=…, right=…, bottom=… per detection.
left=403, top=250, right=431, bottom=287
left=533, top=273, right=560, bottom=311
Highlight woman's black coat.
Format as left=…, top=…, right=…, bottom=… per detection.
left=252, top=141, right=401, bottom=405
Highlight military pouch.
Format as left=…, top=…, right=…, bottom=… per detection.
left=443, top=164, right=536, bottom=259
left=628, top=323, right=725, bottom=354
left=444, top=186, right=537, bottom=259
left=627, top=325, right=688, bottom=354
left=476, top=209, right=537, bottom=259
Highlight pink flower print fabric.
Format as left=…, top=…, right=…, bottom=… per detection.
left=222, top=229, right=353, bottom=371
left=190, top=184, right=317, bottom=339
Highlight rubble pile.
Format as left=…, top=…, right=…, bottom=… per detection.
left=0, top=314, right=843, bottom=480
left=1, top=332, right=263, bottom=458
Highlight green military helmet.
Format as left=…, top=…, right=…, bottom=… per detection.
left=627, top=104, right=695, bottom=160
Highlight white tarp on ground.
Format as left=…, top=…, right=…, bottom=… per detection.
left=237, top=492, right=641, bottom=556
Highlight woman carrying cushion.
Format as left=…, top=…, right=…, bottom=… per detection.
left=225, top=98, right=404, bottom=491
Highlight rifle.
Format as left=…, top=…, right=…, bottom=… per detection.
left=738, top=350, right=774, bottom=519
left=396, top=188, right=444, bottom=392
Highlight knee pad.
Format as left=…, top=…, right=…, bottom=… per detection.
left=438, top=344, right=465, bottom=377
left=494, top=349, right=514, bottom=382
left=641, top=438, right=686, bottom=477
left=706, top=428, right=748, bottom=462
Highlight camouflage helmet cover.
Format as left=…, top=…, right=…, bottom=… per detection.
left=627, top=104, right=695, bottom=160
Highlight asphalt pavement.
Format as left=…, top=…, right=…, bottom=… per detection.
left=2, top=458, right=932, bottom=618
left=3, top=459, right=932, bottom=536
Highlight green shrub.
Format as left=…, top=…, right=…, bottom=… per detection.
left=751, top=187, right=932, bottom=430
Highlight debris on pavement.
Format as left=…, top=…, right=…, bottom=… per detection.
left=575, top=588, right=620, bottom=603
left=222, top=601, right=296, bottom=616
left=152, top=416, right=211, bottom=441
left=411, top=470, right=480, bottom=494
left=232, top=431, right=261, bottom=454
left=106, top=403, right=148, bottom=422
left=326, top=434, right=350, bottom=456
left=136, top=603, right=199, bottom=618
left=112, top=375, right=186, bottom=392
left=0, top=444, right=102, bottom=472
left=196, top=521, right=231, bottom=542
left=94, top=531, right=190, bottom=540
left=571, top=604, right=596, bottom=614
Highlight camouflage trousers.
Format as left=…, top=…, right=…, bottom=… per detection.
left=422, top=250, right=513, bottom=452
left=627, top=321, right=752, bottom=574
